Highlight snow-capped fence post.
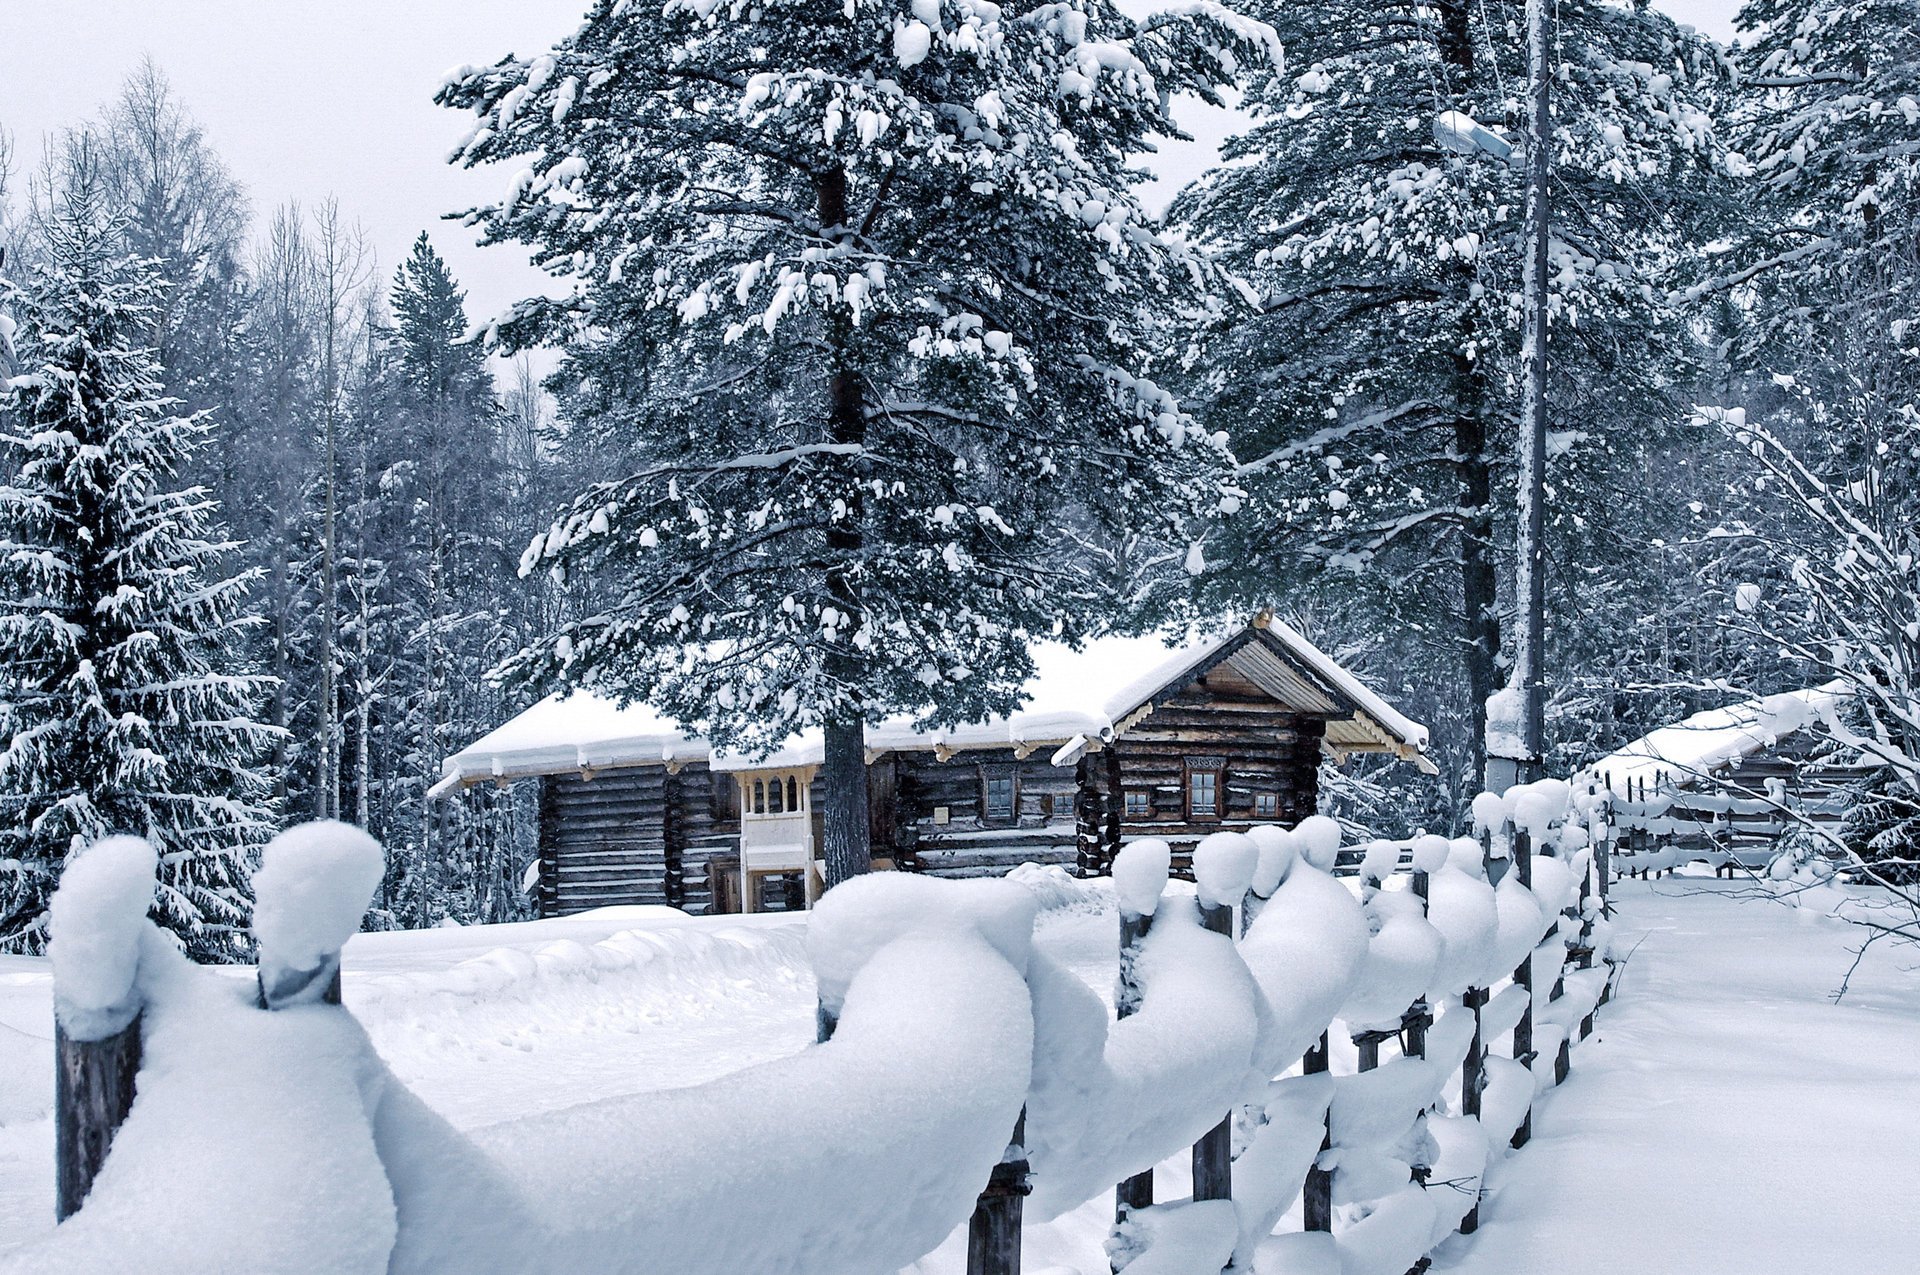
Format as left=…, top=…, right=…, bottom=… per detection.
left=966, top=1110, right=1030, bottom=1275
left=1302, top=1033, right=1334, bottom=1232
left=1112, top=840, right=1170, bottom=1230
left=1510, top=823, right=1535, bottom=1150
left=252, top=822, right=385, bottom=1011
left=1191, top=833, right=1255, bottom=1206
left=49, top=836, right=159, bottom=1221
left=1459, top=823, right=1493, bottom=1236
left=1405, top=865, right=1432, bottom=1064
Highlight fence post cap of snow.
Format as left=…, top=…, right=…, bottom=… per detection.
left=1112, top=838, right=1172, bottom=917
left=1245, top=824, right=1297, bottom=896
left=808, top=873, right=1039, bottom=1017
left=1193, top=831, right=1258, bottom=908
left=1469, top=791, right=1508, bottom=835
left=253, top=821, right=384, bottom=1009
left=1410, top=835, right=1452, bottom=875
left=49, top=836, right=158, bottom=1040
left=1292, top=816, right=1342, bottom=873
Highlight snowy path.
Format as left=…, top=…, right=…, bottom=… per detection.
left=1436, top=877, right=1920, bottom=1275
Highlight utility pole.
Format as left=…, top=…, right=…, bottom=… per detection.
left=1507, top=0, right=1553, bottom=787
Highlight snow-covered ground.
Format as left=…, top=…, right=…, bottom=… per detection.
left=2, top=876, right=1916, bottom=1270
left=1432, top=876, right=1920, bottom=1274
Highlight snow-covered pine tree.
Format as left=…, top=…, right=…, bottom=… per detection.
left=0, top=157, right=276, bottom=957
left=438, top=0, right=1271, bottom=882
left=1171, top=0, right=1726, bottom=784
left=1721, top=0, right=1920, bottom=353
left=357, top=235, right=529, bottom=927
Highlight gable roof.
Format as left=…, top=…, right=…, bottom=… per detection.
left=1591, top=681, right=1850, bottom=796
left=433, top=617, right=1433, bottom=793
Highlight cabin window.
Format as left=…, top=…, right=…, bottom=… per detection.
left=1253, top=792, right=1280, bottom=819
left=1124, top=790, right=1152, bottom=818
left=768, top=775, right=784, bottom=814
left=983, top=773, right=1017, bottom=820
left=1185, top=758, right=1225, bottom=820
left=752, top=780, right=766, bottom=814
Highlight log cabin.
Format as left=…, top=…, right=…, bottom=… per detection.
left=434, top=617, right=1434, bottom=916
left=1595, top=681, right=1872, bottom=872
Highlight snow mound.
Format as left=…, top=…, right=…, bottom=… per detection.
left=48, top=836, right=157, bottom=1040
left=253, top=821, right=385, bottom=979
left=1112, top=838, right=1172, bottom=917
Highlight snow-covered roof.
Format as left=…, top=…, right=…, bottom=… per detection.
left=435, top=618, right=1432, bottom=791
left=1591, top=681, right=1849, bottom=796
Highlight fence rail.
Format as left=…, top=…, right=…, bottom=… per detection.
left=34, top=782, right=1627, bottom=1274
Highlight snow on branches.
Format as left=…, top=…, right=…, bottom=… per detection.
left=436, top=0, right=1274, bottom=753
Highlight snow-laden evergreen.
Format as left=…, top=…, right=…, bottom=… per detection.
left=0, top=163, right=276, bottom=957
left=437, top=0, right=1279, bottom=878
left=355, top=236, right=534, bottom=927
left=1720, top=0, right=1920, bottom=347
left=1171, top=0, right=1728, bottom=778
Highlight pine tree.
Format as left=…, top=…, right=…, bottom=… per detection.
left=1171, top=0, right=1726, bottom=785
left=0, top=156, right=276, bottom=957
left=1722, top=0, right=1920, bottom=355
left=360, top=235, right=528, bottom=927
left=438, top=0, right=1271, bottom=881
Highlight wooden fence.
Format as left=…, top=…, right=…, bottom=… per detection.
left=46, top=794, right=1625, bottom=1274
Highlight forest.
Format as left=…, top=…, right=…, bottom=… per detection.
left=1, top=0, right=1914, bottom=954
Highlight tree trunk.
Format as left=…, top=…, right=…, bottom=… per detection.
left=816, top=161, right=871, bottom=891
left=1513, top=0, right=1554, bottom=781
left=1456, top=388, right=1500, bottom=789
left=821, top=716, right=871, bottom=888
left=1440, top=0, right=1500, bottom=789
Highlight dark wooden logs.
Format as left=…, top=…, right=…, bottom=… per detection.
left=1114, top=906, right=1155, bottom=1226
left=1075, top=756, right=1103, bottom=879
left=661, top=769, right=685, bottom=909
left=54, top=1017, right=141, bottom=1221
left=1191, top=898, right=1234, bottom=1205
left=1511, top=827, right=1535, bottom=1150
left=968, top=1111, right=1030, bottom=1275
left=1302, top=1032, right=1333, bottom=1232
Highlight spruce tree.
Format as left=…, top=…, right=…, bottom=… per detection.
left=0, top=160, right=276, bottom=957
left=438, top=0, right=1270, bottom=882
left=362, top=235, right=529, bottom=926
left=1171, top=0, right=1726, bottom=783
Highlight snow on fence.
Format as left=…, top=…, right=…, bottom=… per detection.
left=20, top=786, right=1622, bottom=1275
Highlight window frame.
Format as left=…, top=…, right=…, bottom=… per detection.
left=1184, top=757, right=1226, bottom=822
left=980, top=768, right=1019, bottom=822
left=1253, top=792, right=1281, bottom=819
left=1124, top=789, right=1152, bottom=819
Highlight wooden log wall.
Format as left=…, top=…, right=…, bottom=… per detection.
left=1106, top=679, right=1326, bottom=874
left=539, top=763, right=741, bottom=917
left=897, top=746, right=1082, bottom=877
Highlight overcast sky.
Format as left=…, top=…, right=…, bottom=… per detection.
left=0, top=0, right=1742, bottom=341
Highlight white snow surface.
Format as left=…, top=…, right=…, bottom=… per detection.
left=1591, top=681, right=1849, bottom=796
left=47, top=836, right=156, bottom=1040
left=252, top=821, right=387, bottom=977
left=438, top=622, right=1428, bottom=783
left=1111, top=838, right=1172, bottom=917
left=5, top=873, right=1916, bottom=1274
left=1432, top=877, right=1920, bottom=1275
left=1192, top=830, right=1258, bottom=907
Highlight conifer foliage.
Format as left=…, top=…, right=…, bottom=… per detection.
left=0, top=162, right=276, bottom=956
left=439, top=0, right=1275, bottom=879
left=1172, top=0, right=1725, bottom=779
